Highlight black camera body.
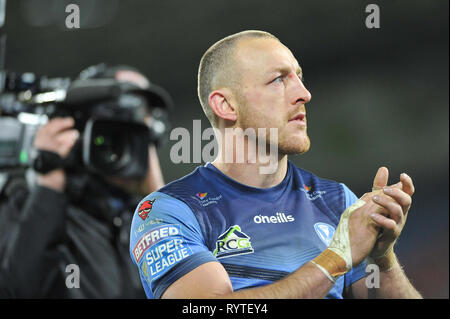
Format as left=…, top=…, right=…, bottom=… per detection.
left=0, top=70, right=172, bottom=179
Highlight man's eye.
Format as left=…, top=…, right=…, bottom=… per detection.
left=272, top=76, right=283, bottom=84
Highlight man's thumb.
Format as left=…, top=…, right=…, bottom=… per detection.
left=373, top=167, right=389, bottom=191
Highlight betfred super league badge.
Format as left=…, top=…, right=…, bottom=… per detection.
left=138, top=199, right=156, bottom=220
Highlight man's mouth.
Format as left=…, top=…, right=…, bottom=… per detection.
left=289, top=113, right=306, bottom=124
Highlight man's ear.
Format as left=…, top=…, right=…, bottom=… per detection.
left=208, top=89, right=237, bottom=122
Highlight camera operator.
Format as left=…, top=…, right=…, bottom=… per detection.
left=0, top=64, right=171, bottom=298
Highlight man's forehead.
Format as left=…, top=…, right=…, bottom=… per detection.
left=234, top=37, right=301, bottom=75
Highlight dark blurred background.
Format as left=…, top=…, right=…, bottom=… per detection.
left=2, top=0, right=448, bottom=298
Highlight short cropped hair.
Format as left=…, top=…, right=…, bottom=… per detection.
left=197, top=30, right=279, bottom=127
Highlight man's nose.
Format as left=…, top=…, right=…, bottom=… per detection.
left=288, top=73, right=311, bottom=105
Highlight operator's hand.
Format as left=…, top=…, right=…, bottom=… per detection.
left=369, top=169, right=415, bottom=270
left=34, top=117, right=79, bottom=192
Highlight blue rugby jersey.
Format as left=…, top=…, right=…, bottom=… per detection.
left=129, top=161, right=367, bottom=299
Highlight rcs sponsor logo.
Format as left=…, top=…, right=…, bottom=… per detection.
left=213, top=225, right=254, bottom=259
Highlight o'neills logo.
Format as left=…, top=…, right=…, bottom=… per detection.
left=253, top=212, right=295, bottom=224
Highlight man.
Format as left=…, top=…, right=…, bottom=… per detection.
left=0, top=64, right=170, bottom=298
left=129, top=30, right=421, bottom=299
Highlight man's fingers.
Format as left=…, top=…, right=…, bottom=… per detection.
left=46, top=117, right=75, bottom=135
left=369, top=213, right=400, bottom=242
left=372, top=194, right=404, bottom=224
left=361, top=190, right=381, bottom=201
left=400, top=173, right=415, bottom=196
left=383, top=187, right=412, bottom=214
left=372, top=167, right=389, bottom=191
left=369, top=212, right=397, bottom=233
left=390, top=181, right=403, bottom=189
left=55, top=129, right=79, bottom=144
left=363, top=199, right=388, bottom=217
left=54, top=129, right=79, bottom=157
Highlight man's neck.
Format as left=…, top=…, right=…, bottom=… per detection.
left=212, top=155, right=288, bottom=189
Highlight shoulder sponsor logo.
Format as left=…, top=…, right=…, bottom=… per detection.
left=137, top=217, right=164, bottom=233
left=133, top=224, right=180, bottom=262
left=138, top=199, right=156, bottom=220
left=191, top=191, right=222, bottom=207
left=213, top=225, right=254, bottom=259
left=314, top=222, right=335, bottom=246
left=196, top=192, right=207, bottom=199
left=144, top=237, right=191, bottom=280
left=135, top=224, right=193, bottom=281
left=134, top=217, right=164, bottom=238
left=253, top=212, right=295, bottom=224
left=300, top=184, right=326, bottom=201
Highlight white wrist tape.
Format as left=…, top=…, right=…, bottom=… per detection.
left=311, top=199, right=366, bottom=282
left=328, top=198, right=366, bottom=271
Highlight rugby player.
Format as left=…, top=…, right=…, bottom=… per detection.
left=129, top=30, right=421, bottom=299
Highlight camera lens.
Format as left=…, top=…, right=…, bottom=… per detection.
left=92, top=132, right=131, bottom=171
left=84, top=118, right=149, bottom=178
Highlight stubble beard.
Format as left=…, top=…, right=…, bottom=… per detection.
left=237, top=109, right=311, bottom=157
left=278, top=132, right=311, bottom=156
